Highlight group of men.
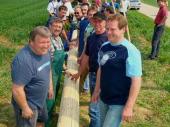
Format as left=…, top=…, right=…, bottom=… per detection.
left=11, top=0, right=168, bottom=127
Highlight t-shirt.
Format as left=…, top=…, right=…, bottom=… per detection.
left=154, top=5, right=168, bottom=25
left=85, top=32, right=108, bottom=73
left=98, top=40, right=142, bottom=105
left=11, top=45, right=51, bottom=109
left=84, top=23, right=94, bottom=44
left=78, top=18, right=89, bottom=56
left=47, top=1, right=58, bottom=16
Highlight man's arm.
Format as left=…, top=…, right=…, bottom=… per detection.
left=48, top=69, right=54, bottom=99
left=158, top=16, right=168, bottom=26
left=122, top=77, right=141, bottom=122
left=91, top=67, right=101, bottom=103
left=12, top=84, right=33, bottom=119
left=71, top=54, right=89, bottom=80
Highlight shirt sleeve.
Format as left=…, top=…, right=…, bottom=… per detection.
left=47, top=3, right=53, bottom=13
left=126, top=48, right=142, bottom=77
left=98, top=50, right=101, bottom=67
left=11, top=56, right=33, bottom=86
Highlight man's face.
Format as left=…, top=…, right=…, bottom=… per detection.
left=74, top=8, right=83, bottom=20
left=157, top=1, right=165, bottom=7
left=105, top=10, right=111, bottom=17
left=81, top=5, right=88, bottom=17
left=50, top=22, right=63, bottom=37
left=87, top=10, right=96, bottom=21
left=106, top=20, right=125, bottom=43
left=30, top=35, right=50, bottom=55
left=93, top=19, right=106, bottom=34
left=59, top=9, right=67, bottom=18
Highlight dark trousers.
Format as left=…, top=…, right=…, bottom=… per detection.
left=150, top=24, right=165, bottom=58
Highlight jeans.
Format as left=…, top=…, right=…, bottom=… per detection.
left=150, top=24, right=165, bottom=58
left=99, top=99, right=124, bottom=127
left=89, top=72, right=100, bottom=127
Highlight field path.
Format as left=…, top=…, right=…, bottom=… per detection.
left=138, top=3, right=170, bottom=27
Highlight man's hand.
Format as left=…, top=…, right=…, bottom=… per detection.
left=71, top=73, right=80, bottom=81
left=22, top=106, right=34, bottom=119
left=48, top=87, right=54, bottom=99
left=48, top=82, right=54, bottom=99
left=122, top=106, right=133, bottom=122
left=91, top=91, right=100, bottom=103
left=69, top=41, right=77, bottom=49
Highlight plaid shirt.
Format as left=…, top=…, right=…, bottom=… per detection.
left=50, top=36, right=64, bottom=60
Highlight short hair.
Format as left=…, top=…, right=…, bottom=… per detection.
left=157, top=0, right=167, bottom=2
left=157, top=0, right=168, bottom=6
left=107, top=14, right=127, bottom=29
left=87, top=6, right=98, bottom=14
left=81, top=3, right=89, bottom=7
left=59, top=5, right=68, bottom=11
left=74, top=5, right=82, bottom=10
left=49, top=17, right=63, bottom=26
left=29, top=26, right=51, bottom=41
left=106, top=6, right=115, bottom=14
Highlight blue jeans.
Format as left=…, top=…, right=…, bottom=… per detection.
left=150, top=24, right=165, bottom=58
left=99, top=99, right=124, bottom=127
left=89, top=72, right=100, bottom=127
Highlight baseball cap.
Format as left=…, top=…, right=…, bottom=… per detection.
left=93, top=12, right=107, bottom=21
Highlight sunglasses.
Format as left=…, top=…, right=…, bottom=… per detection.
left=74, top=12, right=79, bottom=14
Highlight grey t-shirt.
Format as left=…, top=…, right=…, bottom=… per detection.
left=11, top=45, right=51, bottom=109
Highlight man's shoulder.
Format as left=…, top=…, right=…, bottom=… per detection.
left=121, top=40, right=140, bottom=55
left=101, top=41, right=110, bottom=48
left=12, top=45, right=33, bottom=71
left=13, top=45, right=31, bottom=61
left=80, top=18, right=89, bottom=26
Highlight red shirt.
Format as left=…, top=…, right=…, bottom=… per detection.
left=154, top=5, right=168, bottom=25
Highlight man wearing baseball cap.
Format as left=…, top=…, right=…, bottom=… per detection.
left=71, top=12, right=108, bottom=127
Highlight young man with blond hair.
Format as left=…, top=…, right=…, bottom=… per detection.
left=92, top=14, right=142, bottom=127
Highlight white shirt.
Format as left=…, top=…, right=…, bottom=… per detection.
left=47, top=1, right=59, bottom=15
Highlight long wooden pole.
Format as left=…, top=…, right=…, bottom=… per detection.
left=57, top=35, right=79, bottom=127
left=120, top=0, right=131, bottom=42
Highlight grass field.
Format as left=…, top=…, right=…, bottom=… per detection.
left=141, top=0, right=170, bottom=10
left=0, top=0, right=170, bottom=127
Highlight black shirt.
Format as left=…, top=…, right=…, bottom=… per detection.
left=85, top=32, right=108, bottom=72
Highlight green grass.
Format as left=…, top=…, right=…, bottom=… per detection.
left=0, top=0, right=170, bottom=127
left=141, top=0, right=170, bottom=10
left=0, top=0, right=48, bottom=45
left=124, top=10, right=170, bottom=127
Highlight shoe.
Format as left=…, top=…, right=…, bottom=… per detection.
left=148, top=55, right=155, bottom=60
